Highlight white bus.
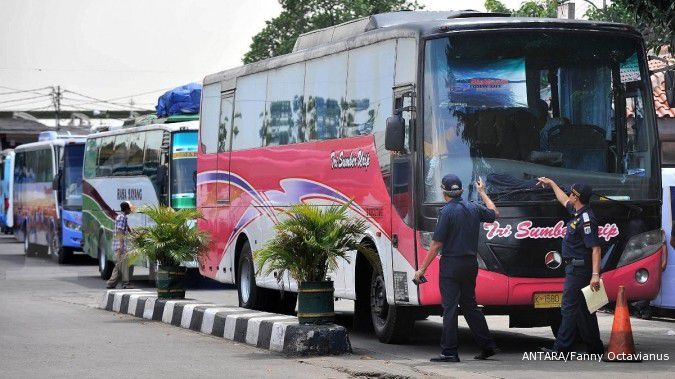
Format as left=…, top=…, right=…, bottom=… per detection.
left=82, top=118, right=199, bottom=279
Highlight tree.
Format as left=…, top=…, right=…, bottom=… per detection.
left=584, top=0, right=674, bottom=53
left=485, top=0, right=562, bottom=18
left=243, top=0, right=422, bottom=64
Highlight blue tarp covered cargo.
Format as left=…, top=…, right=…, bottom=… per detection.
left=156, top=83, right=202, bottom=117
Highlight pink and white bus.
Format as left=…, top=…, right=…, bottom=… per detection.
left=197, top=11, right=664, bottom=343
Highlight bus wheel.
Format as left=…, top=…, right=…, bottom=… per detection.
left=237, top=241, right=266, bottom=311
left=98, top=236, right=113, bottom=280
left=23, top=227, right=34, bottom=257
left=49, top=228, right=70, bottom=264
left=370, top=270, right=415, bottom=344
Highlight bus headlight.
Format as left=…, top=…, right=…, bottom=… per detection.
left=618, top=229, right=663, bottom=268
left=64, top=220, right=81, bottom=231
left=635, top=268, right=649, bottom=284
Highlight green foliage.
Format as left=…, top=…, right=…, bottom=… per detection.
left=254, top=202, right=377, bottom=283
left=243, top=0, right=423, bottom=64
left=584, top=0, right=674, bottom=53
left=128, top=206, right=210, bottom=267
left=485, top=0, right=561, bottom=18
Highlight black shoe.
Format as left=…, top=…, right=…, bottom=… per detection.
left=106, top=284, right=116, bottom=289
left=474, top=347, right=499, bottom=360
left=540, top=347, right=556, bottom=353
left=122, top=284, right=133, bottom=289
left=430, top=355, right=460, bottom=363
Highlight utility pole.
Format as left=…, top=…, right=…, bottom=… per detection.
left=129, top=98, right=135, bottom=119
left=53, top=85, right=62, bottom=130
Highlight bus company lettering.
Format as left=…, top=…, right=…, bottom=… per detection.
left=116, top=188, right=143, bottom=201
left=330, top=150, right=370, bottom=169
left=484, top=220, right=619, bottom=242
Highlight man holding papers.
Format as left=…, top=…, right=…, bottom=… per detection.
left=536, top=178, right=604, bottom=355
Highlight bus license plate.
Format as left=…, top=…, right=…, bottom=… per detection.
left=533, top=292, right=562, bottom=308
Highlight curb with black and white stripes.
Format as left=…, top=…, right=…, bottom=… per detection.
left=99, top=289, right=351, bottom=356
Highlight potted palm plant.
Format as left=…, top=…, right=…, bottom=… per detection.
left=129, top=205, right=210, bottom=299
left=255, top=202, right=372, bottom=324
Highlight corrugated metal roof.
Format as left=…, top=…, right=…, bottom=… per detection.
left=0, top=117, right=89, bottom=135
left=650, top=51, right=675, bottom=119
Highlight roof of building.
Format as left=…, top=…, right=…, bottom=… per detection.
left=650, top=50, right=675, bottom=119
left=0, top=117, right=90, bottom=135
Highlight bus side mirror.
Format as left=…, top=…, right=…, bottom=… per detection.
left=385, top=115, right=406, bottom=152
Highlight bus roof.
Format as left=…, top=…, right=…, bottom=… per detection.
left=14, top=137, right=86, bottom=152
left=204, top=11, right=640, bottom=86
left=86, top=120, right=199, bottom=139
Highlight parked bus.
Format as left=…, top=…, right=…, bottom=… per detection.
left=82, top=118, right=198, bottom=279
left=13, top=132, right=86, bottom=263
left=197, top=11, right=664, bottom=342
left=1, top=149, right=14, bottom=234
left=652, top=123, right=675, bottom=311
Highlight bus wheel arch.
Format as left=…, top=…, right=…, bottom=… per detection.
left=234, top=234, right=266, bottom=310
left=98, top=230, right=113, bottom=280
left=356, top=237, right=415, bottom=344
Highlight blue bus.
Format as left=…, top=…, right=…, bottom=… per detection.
left=1, top=149, right=14, bottom=234
left=14, top=132, right=86, bottom=262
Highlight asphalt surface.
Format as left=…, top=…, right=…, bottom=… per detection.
left=1, top=234, right=674, bottom=378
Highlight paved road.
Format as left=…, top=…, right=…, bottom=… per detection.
left=1, top=234, right=673, bottom=378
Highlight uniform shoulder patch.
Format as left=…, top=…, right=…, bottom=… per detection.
left=582, top=212, right=590, bottom=222
left=584, top=225, right=591, bottom=234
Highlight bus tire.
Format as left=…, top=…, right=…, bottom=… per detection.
left=370, top=270, right=415, bottom=344
left=237, top=241, right=266, bottom=311
left=98, top=235, right=113, bottom=280
left=23, top=226, right=35, bottom=257
left=49, top=227, right=70, bottom=264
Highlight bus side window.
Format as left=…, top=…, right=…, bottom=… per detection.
left=127, top=132, right=145, bottom=176
left=112, top=134, right=129, bottom=176
left=144, top=131, right=163, bottom=193
left=83, top=138, right=100, bottom=179
left=97, top=137, right=115, bottom=177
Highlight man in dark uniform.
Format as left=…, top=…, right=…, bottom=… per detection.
left=537, top=177, right=604, bottom=355
left=414, top=174, right=498, bottom=362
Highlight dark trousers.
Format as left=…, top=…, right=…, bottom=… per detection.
left=439, top=255, right=495, bottom=357
left=553, top=265, right=603, bottom=353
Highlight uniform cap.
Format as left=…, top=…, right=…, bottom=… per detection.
left=441, top=174, right=462, bottom=192
left=571, top=183, right=592, bottom=204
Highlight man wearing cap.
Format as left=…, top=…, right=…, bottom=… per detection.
left=414, top=174, right=499, bottom=362
left=106, top=201, right=134, bottom=289
left=536, top=177, right=604, bottom=355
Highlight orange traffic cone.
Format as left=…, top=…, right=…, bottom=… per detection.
left=603, top=285, right=642, bottom=362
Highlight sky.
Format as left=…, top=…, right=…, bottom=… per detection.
left=0, top=0, right=597, bottom=118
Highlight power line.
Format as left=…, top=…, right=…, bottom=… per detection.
left=62, top=89, right=150, bottom=110
left=0, top=86, right=52, bottom=96
left=0, top=94, right=52, bottom=105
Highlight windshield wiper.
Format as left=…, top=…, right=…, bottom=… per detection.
left=489, top=186, right=550, bottom=201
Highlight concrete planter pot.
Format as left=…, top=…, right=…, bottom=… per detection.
left=297, top=280, right=334, bottom=325
left=156, top=265, right=186, bottom=299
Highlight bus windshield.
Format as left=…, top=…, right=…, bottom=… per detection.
left=423, top=31, right=657, bottom=203
left=63, top=144, right=84, bottom=209
left=171, top=131, right=197, bottom=208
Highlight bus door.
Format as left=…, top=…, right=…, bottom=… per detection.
left=389, top=85, right=416, bottom=304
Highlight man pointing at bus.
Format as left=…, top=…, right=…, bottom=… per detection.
left=536, top=177, right=604, bottom=355
left=414, top=174, right=498, bottom=362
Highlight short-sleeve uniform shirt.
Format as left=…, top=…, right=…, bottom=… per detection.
left=562, top=203, right=600, bottom=259
left=432, top=198, right=497, bottom=257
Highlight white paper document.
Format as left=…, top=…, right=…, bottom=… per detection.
left=582, top=279, right=609, bottom=314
